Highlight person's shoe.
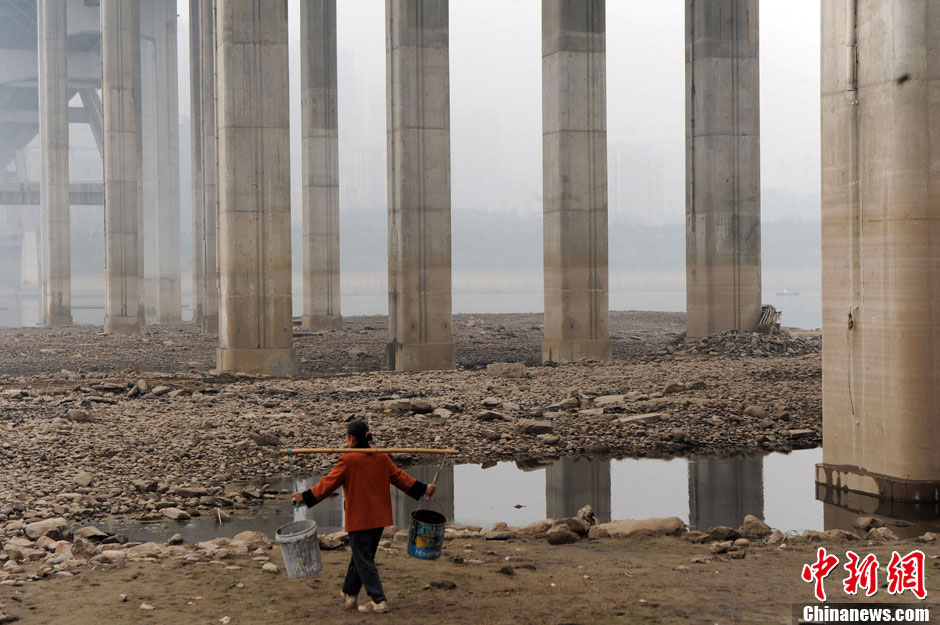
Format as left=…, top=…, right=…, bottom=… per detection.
left=358, top=600, right=389, bottom=614
left=340, top=592, right=357, bottom=610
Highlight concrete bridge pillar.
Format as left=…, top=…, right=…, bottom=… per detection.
left=38, top=0, right=72, bottom=327
left=215, top=0, right=295, bottom=377
left=684, top=0, right=761, bottom=338
left=541, top=0, right=610, bottom=363
left=101, top=0, right=142, bottom=334
left=157, top=0, right=182, bottom=325
left=301, top=0, right=342, bottom=332
left=199, top=0, right=219, bottom=334
left=817, top=0, right=940, bottom=503
left=189, top=0, right=205, bottom=328
left=386, top=0, right=454, bottom=371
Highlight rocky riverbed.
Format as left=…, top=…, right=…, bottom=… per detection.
left=0, top=508, right=935, bottom=625
left=0, top=312, right=821, bottom=542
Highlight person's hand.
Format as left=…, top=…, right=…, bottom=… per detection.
left=426, top=484, right=437, bottom=497
left=293, top=492, right=304, bottom=504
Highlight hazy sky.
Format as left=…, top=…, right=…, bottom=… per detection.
left=175, top=0, right=822, bottom=220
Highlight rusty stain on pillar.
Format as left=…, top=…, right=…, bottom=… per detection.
left=685, top=0, right=761, bottom=338
left=386, top=0, right=455, bottom=371
left=38, top=0, right=72, bottom=327
left=215, top=0, right=295, bottom=377
left=541, top=0, right=611, bottom=363
left=817, top=0, right=940, bottom=503
left=101, top=0, right=142, bottom=334
left=301, top=0, right=342, bottom=332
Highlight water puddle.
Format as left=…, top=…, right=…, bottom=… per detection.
left=97, top=448, right=938, bottom=544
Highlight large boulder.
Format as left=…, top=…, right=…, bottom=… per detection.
left=25, top=518, right=72, bottom=541
left=161, top=507, right=190, bottom=521
left=318, top=531, right=348, bottom=550
left=707, top=526, right=741, bottom=541
left=546, top=524, right=580, bottom=545
left=554, top=518, right=590, bottom=537
left=517, top=520, right=553, bottom=537
left=126, top=542, right=167, bottom=559
left=594, top=517, right=686, bottom=538
left=231, top=531, right=273, bottom=551
left=576, top=505, right=597, bottom=527
left=739, top=514, right=772, bottom=539
left=70, top=536, right=99, bottom=561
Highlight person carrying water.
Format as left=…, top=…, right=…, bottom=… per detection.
left=293, top=420, right=437, bottom=614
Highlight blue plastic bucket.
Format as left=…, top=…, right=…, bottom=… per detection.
left=408, top=505, right=446, bottom=560
left=275, top=519, right=323, bottom=579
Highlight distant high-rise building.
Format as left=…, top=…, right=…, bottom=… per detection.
left=607, top=142, right=666, bottom=224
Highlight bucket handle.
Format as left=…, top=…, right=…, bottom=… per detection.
left=415, top=495, right=446, bottom=519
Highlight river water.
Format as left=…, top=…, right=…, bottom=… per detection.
left=94, top=448, right=939, bottom=544
left=0, top=267, right=821, bottom=329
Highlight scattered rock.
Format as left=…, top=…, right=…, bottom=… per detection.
left=167, top=534, right=184, bottom=546
left=707, top=526, right=741, bottom=541
left=519, top=420, right=553, bottom=435
left=546, top=525, right=579, bottom=545
left=262, top=562, right=279, bottom=574
left=595, top=517, right=686, bottom=538
left=66, top=409, right=93, bottom=423
left=854, top=516, right=885, bottom=531
left=865, top=527, right=898, bottom=542
left=486, top=363, right=526, bottom=378
left=743, top=406, right=767, bottom=419
left=25, top=518, right=71, bottom=541
left=74, top=526, right=109, bottom=542
left=739, top=514, right=772, bottom=539
left=427, top=580, right=457, bottom=590
left=74, top=471, right=94, bottom=487
left=161, top=508, right=190, bottom=521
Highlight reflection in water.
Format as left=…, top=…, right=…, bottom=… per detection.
left=391, top=464, right=456, bottom=527
left=688, top=456, right=764, bottom=530
left=93, top=450, right=937, bottom=545
left=817, top=485, right=940, bottom=540
left=546, top=456, right=612, bottom=523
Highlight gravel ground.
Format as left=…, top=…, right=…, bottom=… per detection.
left=0, top=312, right=821, bottom=537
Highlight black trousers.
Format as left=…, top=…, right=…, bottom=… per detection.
left=342, top=527, right=386, bottom=602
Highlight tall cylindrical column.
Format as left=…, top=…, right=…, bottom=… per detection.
left=101, top=0, right=142, bottom=334
left=189, top=0, right=205, bottom=327
left=386, top=0, right=455, bottom=371
left=301, top=0, right=342, bottom=332
left=215, top=0, right=295, bottom=376
left=685, top=0, right=761, bottom=338
left=199, top=0, right=219, bottom=334
left=541, top=0, right=610, bottom=363
left=817, top=0, right=940, bottom=503
left=158, top=0, right=182, bottom=323
left=38, top=0, right=72, bottom=327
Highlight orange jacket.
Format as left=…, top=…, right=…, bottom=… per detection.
left=302, top=452, right=428, bottom=532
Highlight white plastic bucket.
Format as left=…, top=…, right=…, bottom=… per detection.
left=275, top=519, right=323, bottom=579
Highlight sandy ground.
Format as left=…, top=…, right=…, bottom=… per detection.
left=3, top=535, right=937, bottom=625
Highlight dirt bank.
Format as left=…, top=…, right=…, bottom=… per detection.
left=1, top=530, right=935, bottom=625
